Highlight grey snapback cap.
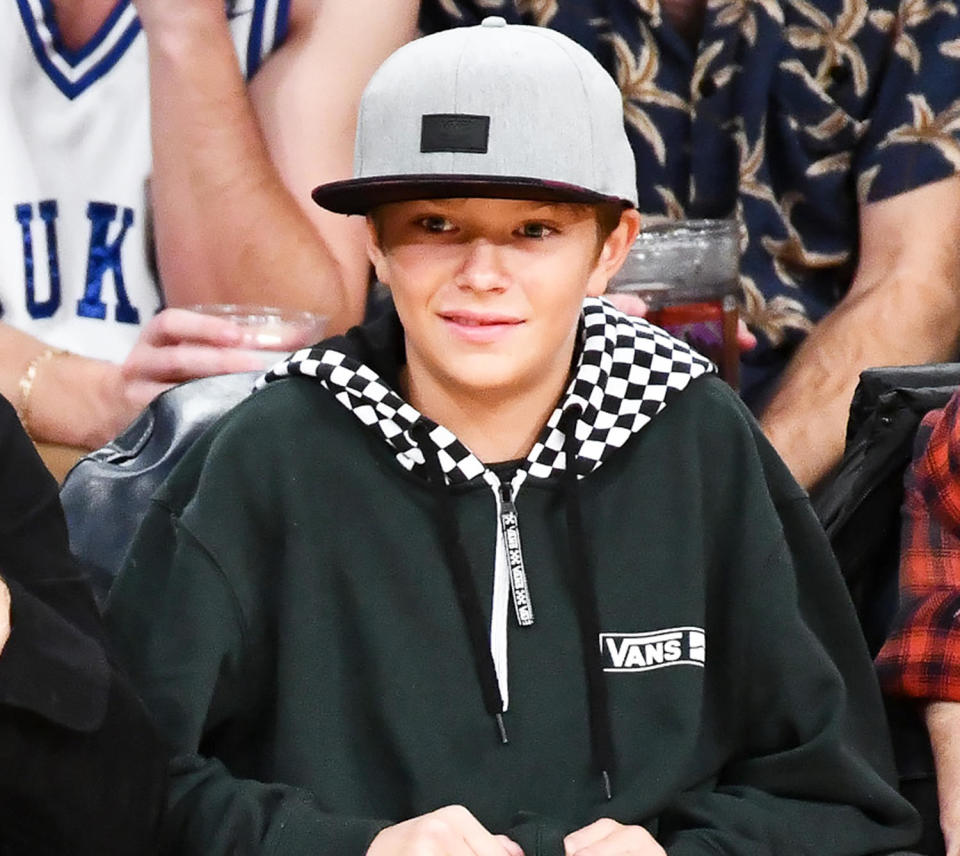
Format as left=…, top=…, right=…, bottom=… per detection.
left=312, top=17, right=638, bottom=214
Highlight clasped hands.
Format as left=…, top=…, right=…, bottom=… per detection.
left=367, top=806, right=665, bottom=856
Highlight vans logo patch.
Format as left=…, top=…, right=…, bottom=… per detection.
left=599, top=628, right=705, bottom=672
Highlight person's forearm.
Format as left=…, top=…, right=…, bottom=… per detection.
left=926, top=701, right=960, bottom=856
left=760, top=177, right=960, bottom=490
left=759, top=267, right=960, bottom=490
left=0, top=323, right=120, bottom=449
left=142, top=11, right=363, bottom=334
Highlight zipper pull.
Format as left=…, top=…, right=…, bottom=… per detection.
left=499, top=482, right=534, bottom=627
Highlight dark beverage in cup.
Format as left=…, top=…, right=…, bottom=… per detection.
left=645, top=295, right=740, bottom=389
left=607, top=220, right=741, bottom=389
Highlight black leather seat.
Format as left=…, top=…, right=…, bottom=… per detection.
left=59, top=372, right=260, bottom=605
left=811, top=362, right=960, bottom=856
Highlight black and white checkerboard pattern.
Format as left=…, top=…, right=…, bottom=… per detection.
left=526, top=299, right=714, bottom=478
left=259, top=298, right=714, bottom=485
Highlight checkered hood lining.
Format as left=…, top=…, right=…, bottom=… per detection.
left=257, top=298, right=714, bottom=485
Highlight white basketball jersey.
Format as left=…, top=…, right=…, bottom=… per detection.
left=1, top=0, right=290, bottom=362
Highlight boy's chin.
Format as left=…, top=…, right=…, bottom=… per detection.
left=440, top=362, right=556, bottom=402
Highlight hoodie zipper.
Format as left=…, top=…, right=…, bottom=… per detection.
left=498, top=480, right=534, bottom=627
left=484, top=469, right=533, bottom=713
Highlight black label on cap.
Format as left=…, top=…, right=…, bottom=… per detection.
left=421, top=114, right=490, bottom=154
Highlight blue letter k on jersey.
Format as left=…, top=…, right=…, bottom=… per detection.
left=14, top=199, right=141, bottom=325
left=77, top=201, right=140, bottom=324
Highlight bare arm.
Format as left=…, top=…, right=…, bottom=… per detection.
left=926, top=701, right=960, bottom=856
left=760, top=176, right=960, bottom=489
left=0, top=0, right=420, bottom=449
left=0, top=315, right=305, bottom=450
left=137, top=0, right=419, bottom=334
left=0, top=321, right=124, bottom=449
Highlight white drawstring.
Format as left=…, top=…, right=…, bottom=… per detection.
left=483, top=469, right=529, bottom=713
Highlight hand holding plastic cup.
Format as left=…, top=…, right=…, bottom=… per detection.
left=185, top=304, right=329, bottom=369
left=607, top=220, right=742, bottom=388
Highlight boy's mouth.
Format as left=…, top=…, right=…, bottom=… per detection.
left=440, top=311, right=525, bottom=342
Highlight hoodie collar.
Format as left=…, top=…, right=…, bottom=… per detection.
left=257, top=298, right=714, bottom=484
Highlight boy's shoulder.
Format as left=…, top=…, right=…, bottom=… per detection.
left=640, top=372, right=756, bottom=442
left=154, top=375, right=371, bottom=510
left=227, top=373, right=353, bottom=437
left=614, top=372, right=806, bottom=504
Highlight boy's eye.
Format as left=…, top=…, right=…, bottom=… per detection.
left=518, top=222, right=554, bottom=239
left=419, top=216, right=456, bottom=233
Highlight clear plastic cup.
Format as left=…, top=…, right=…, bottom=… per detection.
left=185, top=304, right=329, bottom=368
left=607, top=220, right=741, bottom=388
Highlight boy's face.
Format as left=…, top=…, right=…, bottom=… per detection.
left=366, top=197, right=638, bottom=406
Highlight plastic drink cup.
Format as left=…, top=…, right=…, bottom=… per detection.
left=185, top=304, right=329, bottom=368
left=607, top=220, right=741, bottom=388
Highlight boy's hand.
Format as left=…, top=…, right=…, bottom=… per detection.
left=0, top=578, right=10, bottom=657
left=564, top=818, right=665, bottom=856
left=366, top=805, right=523, bottom=856
left=604, top=293, right=757, bottom=352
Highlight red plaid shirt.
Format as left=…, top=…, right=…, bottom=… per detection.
left=876, top=389, right=960, bottom=701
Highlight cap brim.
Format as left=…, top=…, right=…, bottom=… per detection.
left=312, top=174, right=634, bottom=215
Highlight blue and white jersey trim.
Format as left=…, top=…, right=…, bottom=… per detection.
left=246, top=0, right=291, bottom=79
left=16, top=0, right=291, bottom=99
left=16, top=0, right=140, bottom=99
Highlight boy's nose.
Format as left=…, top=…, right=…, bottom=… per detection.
left=455, top=239, right=510, bottom=292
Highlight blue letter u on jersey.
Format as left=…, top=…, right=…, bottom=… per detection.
left=15, top=200, right=62, bottom=319
left=77, top=201, right=140, bottom=324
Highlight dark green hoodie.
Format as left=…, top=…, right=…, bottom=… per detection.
left=106, top=299, right=919, bottom=856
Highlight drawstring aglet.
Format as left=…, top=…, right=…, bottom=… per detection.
left=495, top=713, right=509, bottom=744
left=601, top=770, right=612, bottom=801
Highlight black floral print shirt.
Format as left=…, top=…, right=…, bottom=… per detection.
left=420, top=0, right=960, bottom=406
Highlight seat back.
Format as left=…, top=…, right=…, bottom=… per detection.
left=811, top=362, right=960, bottom=856
left=60, top=372, right=260, bottom=604
left=812, top=363, right=960, bottom=654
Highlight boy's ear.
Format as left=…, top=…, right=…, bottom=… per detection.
left=587, top=208, right=642, bottom=298
left=365, top=216, right=390, bottom=285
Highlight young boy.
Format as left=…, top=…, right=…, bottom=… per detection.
left=105, top=19, right=919, bottom=856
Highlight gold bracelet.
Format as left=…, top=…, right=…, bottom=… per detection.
left=16, top=347, right=67, bottom=440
